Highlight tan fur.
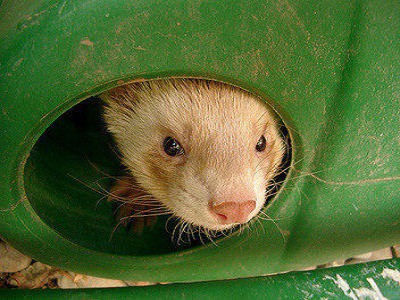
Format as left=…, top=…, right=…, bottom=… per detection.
left=101, top=79, right=284, bottom=230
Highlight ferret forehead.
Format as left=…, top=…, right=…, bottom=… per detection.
left=193, top=98, right=271, bottom=135
left=134, top=79, right=273, bottom=135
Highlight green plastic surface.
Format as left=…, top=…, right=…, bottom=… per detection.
left=2, top=259, right=400, bottom=299
left=0, top=0, right=399, bottom=282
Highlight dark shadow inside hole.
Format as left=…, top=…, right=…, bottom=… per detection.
left=25, top=98, right=180, bottom=255
left=24, top=96, right=290, bottom=255
left=264, top=124, right=292, bottom=207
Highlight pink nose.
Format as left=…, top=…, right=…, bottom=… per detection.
left=210, top=201, right=256, bottom=224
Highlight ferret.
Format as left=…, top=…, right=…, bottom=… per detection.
left=100, top=78, right=285, bottom=233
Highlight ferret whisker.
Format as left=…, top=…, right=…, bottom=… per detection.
left=207, top=229, right=218, bottom=246
left=198, top=227, right=206, bottom=245
left=68, top=174, right=105, bottom=195
left=179, top=221, right=186, bottom=245
left=242, top=223, right=252, bottom=236
left=243, top=223, right=251, bottom=235
left=207, top=228, right=216, bottom=243
left=95, top=185, right=132, bottom=202
left=189, top=223, right=197, bottom=243
left=120, top=200, right=164, bottom=207
left=165, top=215, right=178, bottom=234
left=113, top=201, right=126, bottom=215
left=178, top=222, right=189, bottom=245
left=86, top=158, right=118, bottom=179
left=105, top=190, right=150, bottom=203
left=259, top=219, right=267, bottom=235
left=184, top=222, right=195, bottom=244
left=265, top=189, right=282, bottom=199
left=256, top=212, right=286, bottom=244
left=136, top=204, right=170, bottom=212
left=112, top=201, right=166, bottom=217
left=271, top=157, right=305, bottom=178
left=283, top=124, right=311, bottom=149
left=68, top=176, right=138, bottom=205
left=94, top=194, right=110, bottom=208
left=190, top=224, right=196, bottom=240
left=129, top=207, right=170, bottom=214
left=253, top=219, right=265, bottom=235
left=252, top=221, right=260, bottom=236
left=257, top=210, right=292, bottom=221
left=218, top=229, right=227, bottom=237
left=118, top=196, right=161, bottom=203
left=225, top=227, right=232, bottom=236
left=270, top=166, right=335, bottom=186
left=115, top=199, right=170, bottom=215
left=268, top=160, right=292, bottom=177
left=242, top=223, right=249, bottom=234
left=245, top=222, right=252, bottom=233
left=171, top=219, right=183, bottom=243
left=171, top=220, right=179, bottom=242
left=102, top=184, right=159, bottom=203
left=69, top=175, right=128, bottom=208
left=239, top=224, right=244, bottom=235
left=290, top=167, right=335, bottom=179
left=107, top=181, right=149, bottom=193
left=203, top=227, right=211, bottom=244
left=184, top=224, right=191, bottom=244
left=109, top=217, right=128, bottom=241
left=121, top=211, right=171, bottom=219
left=91, top=176, right=122, bottom=187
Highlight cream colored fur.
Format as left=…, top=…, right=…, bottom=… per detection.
left=101, top=79, right=284, bottom=230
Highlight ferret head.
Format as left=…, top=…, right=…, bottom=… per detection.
left=102, top=79, right=284, bottom=231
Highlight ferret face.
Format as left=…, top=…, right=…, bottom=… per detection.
left=102, top=79, right=284, bottom=231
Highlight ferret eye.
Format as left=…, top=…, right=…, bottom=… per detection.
left=163, top=137, right=185, bottom=156
left=256, top=135, right=267, bottom=152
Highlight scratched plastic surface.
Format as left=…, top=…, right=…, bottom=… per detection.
left=2, top=259, right=400, bottom=299
left=0, top=0, right=399, bottom=282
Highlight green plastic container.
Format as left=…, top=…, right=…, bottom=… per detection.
left=0, top=0, right=399, bottom=284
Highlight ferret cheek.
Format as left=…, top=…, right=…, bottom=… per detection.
left=159, top=150, right=187, bottom=166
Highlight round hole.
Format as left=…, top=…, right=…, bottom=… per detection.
left=24, top=78, right=291, bottom=256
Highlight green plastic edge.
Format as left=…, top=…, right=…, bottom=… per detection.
left=1, top=259, right=399, bottom=299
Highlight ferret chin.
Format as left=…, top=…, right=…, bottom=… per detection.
left=101, top=78, right=285, bottom=232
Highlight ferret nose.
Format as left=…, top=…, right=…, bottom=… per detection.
left=210, top=201, right=256, bottom=224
